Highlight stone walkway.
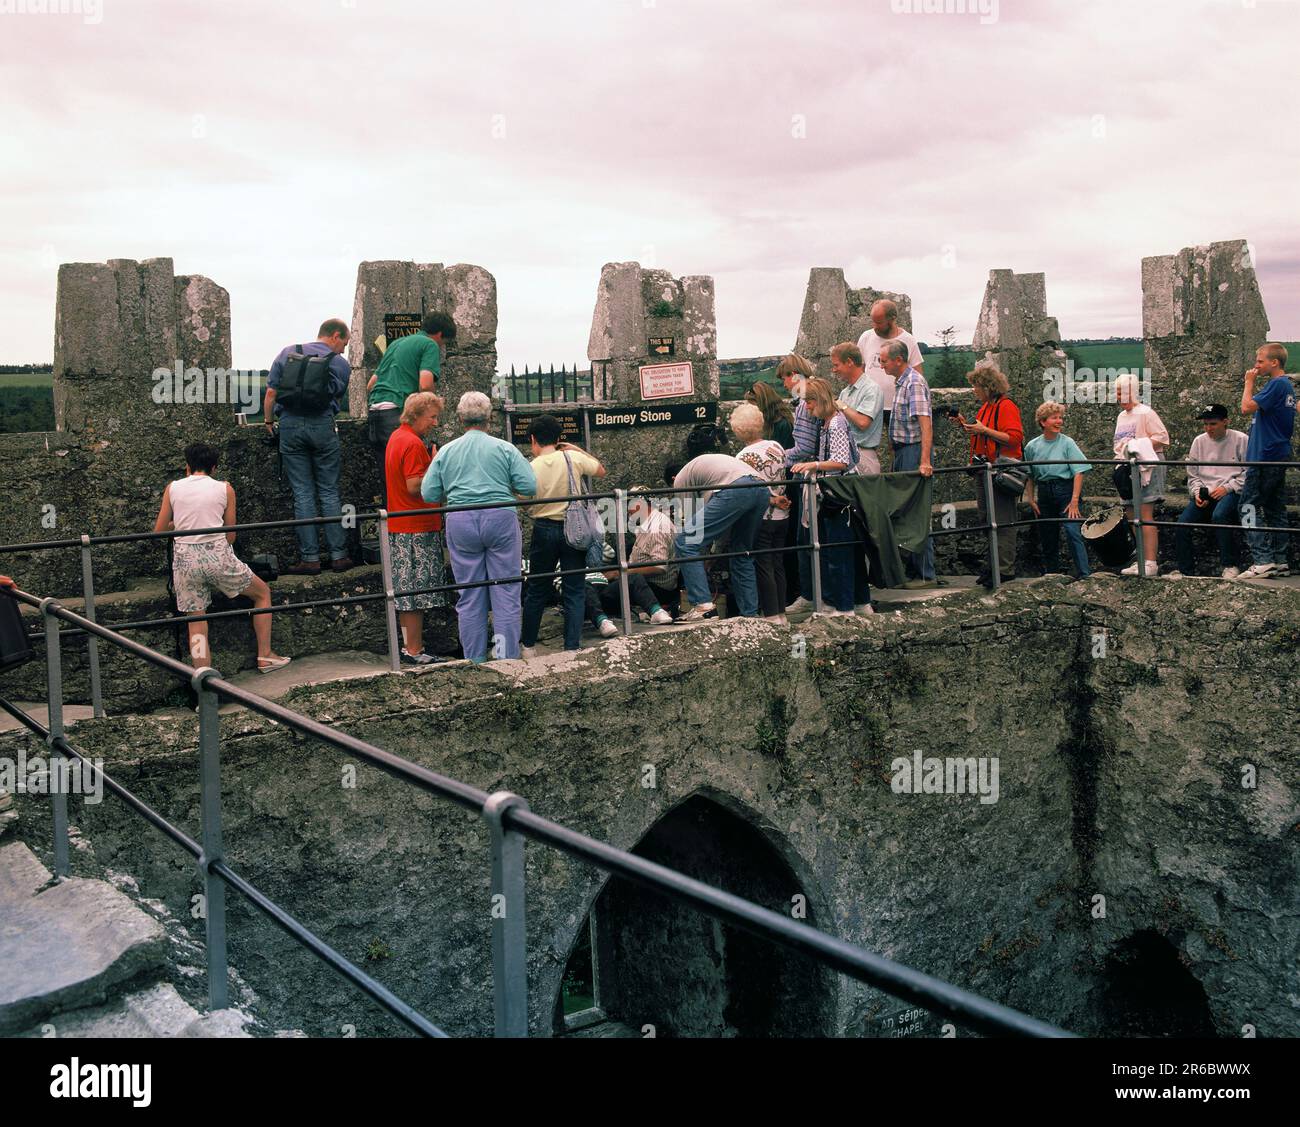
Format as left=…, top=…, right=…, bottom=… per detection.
left=2, top=572, right=1295, bottom=728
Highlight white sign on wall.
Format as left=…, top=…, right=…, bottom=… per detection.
left=638, top=362, right=694, bottom=400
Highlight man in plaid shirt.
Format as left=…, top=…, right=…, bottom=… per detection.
left=882, top=341, right=937, bottom=585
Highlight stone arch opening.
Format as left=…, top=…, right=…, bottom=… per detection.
left=1098, top=930, right=1216, bottom=1037
left=554, top=793, right=837, bottom=1037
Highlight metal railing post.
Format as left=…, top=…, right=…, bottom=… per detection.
left=1128, top=453, right=1145, bottom=579
left=982, top=461, right=1002, bottom=590
left=806, top=471, right=824, bottom=613
left=40, top=598, right=69, bottom=878
left=483, top=791, right=530, bottom=1037
left=79, top=535, right=105, bottom=718
left=614, top=488, right=633, bottom=636
left=376, top=510, right=402, bottom=670
left=194, top=667, right=229, bottom=1010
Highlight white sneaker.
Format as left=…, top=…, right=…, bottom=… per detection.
left=1164, top=570, right=1184, bottom=580
left=649, top=608, right=674, bottom=625
left=786, top=596, right=814, bottom=614
left=520, top=646, right=537, bottom=659
left=1221, top=566, right=1241, bottom=580
left=763, top=614, right=789, bottom=625
left=1237, top=563, right=1277, bottom=579
left=598, top=618, right=619, bottom=637
left=856, top=604, right=876, bottom=615
left=1273, top=564, right=1291, bottom=577
left=678, top=603, right=717, bottom=622
left=1120, top=560, right=1158, bottom=577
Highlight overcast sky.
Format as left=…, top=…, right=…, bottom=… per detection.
left=2, top=0, right=1297, bottom=370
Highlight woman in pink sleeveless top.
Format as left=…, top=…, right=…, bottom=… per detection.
left=154, top=443, right=290, bottom=673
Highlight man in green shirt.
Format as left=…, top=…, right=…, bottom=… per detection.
left=366, top=311, right=456, bottom=489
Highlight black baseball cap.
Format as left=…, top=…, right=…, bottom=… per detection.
left=1196, top=403, right=1228, bottom=420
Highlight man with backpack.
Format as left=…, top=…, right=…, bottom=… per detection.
left=263, top=318, right=354, bottom=574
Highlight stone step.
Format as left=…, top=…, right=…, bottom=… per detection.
left=15, top=981, right=251, bottom=1038
left=0, top=841, right=167, bottom=1035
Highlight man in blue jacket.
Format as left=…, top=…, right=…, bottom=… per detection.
left=263, top=318, right=353, bottom=574
left=1237, top=342, right=1296, bottom=579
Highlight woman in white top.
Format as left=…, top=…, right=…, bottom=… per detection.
left=731, top=403, right=791, bottom=621
left=1112, top=373, right=1170, bottom=577
left=154, top=443, right=289, bottom=673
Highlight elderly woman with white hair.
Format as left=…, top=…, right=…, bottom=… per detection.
left=1112, top=371, right=1169, bottom=577
left=420, top=391, right=537, bottom=662
left=731, top=401, right=791, bottom=619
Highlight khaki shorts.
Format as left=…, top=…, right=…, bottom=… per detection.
left=173, top=540, right=255, bottom=613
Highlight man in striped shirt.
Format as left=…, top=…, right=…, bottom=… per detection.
left=883, top=341, right=936, bottom=583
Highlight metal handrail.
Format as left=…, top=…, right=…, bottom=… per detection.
left=0, top=582, right=1072, bottom=1039
left=0, top=694, right=446, bottom=1038
left=4, top=454, right=1295, bottom=703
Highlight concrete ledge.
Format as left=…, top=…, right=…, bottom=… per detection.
left=0, top=842, right=167, bottom=1035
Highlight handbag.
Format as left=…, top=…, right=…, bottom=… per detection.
left=0, top=590, right=33, bottom=670
left=974, top=396, right=1029, bottom=496
left=992, top=456, right=1030, bottom=497
left=561, top=452, right=603, bottom=552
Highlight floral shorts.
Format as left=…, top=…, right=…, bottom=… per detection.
left=390, top=531, right=448, bottom=611
left=173, top=540, right=255, bottom=613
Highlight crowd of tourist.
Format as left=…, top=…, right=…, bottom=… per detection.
left=143, top=306, right=1294, bottom=670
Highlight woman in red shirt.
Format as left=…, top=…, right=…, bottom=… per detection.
left=960, top=366, right=1024, bottom=586
left=384, top=392, right=449, bottom=664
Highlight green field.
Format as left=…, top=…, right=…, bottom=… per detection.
left=4, top=343, right=1299, bottom=434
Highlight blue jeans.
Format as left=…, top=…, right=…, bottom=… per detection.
left=796, top=507, right=860, bottom=611
left=278, top=413, right=347, bottom=562
left=891, top=442, right=935, bottom=580
left=675, top=478, right=768, bottom=616
left=521, top=519, right=587, bottom=650
left=1175, top=492, right=1240, bottom=573
left=818, top=509, right=858, bottom=611
left=1240, top=465, right=1289, bottom=565
left=445, top=508, right=523, bottom=662
left=1035, top=478, right=1090, bottom=577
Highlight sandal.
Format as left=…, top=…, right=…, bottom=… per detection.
left=257, top=654, right=292, bottom=674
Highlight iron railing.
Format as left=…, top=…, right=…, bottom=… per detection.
left=0, top=454, right=1296, bottom=717
left=0, top=581, right=1071, bottom=1038
left=498, top=363, right=611, bottom=405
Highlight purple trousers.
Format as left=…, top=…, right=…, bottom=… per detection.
left=444, top=508, right=523, bottom=663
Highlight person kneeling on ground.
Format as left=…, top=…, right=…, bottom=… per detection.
left=1024, top=401, right=1092, bottom=579
left=585, top=490, right=680, bottom=634
left=384, top=391, right=450, bottom=665
left=154, top=443, right=289, bottom=673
